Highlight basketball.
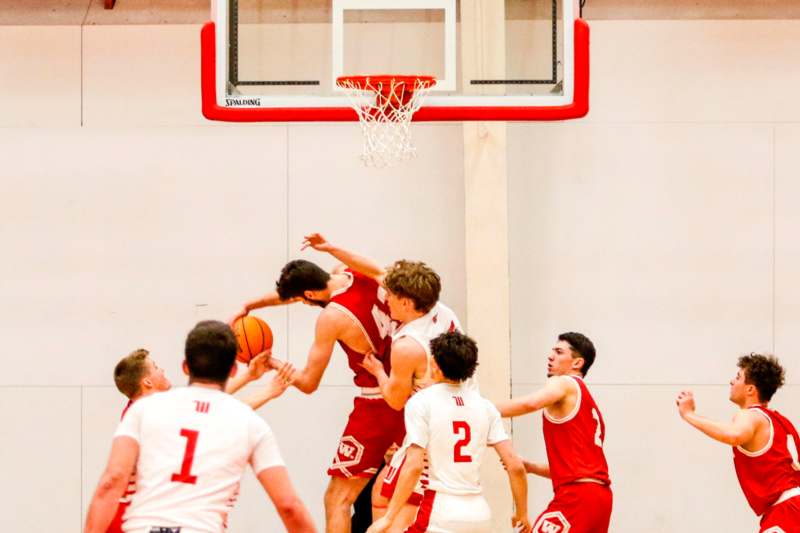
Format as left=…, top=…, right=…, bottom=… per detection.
left=231, top=316, right=273, bottom=364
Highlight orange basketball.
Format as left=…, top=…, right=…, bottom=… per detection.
left=231, top=316, right=273, bottom=364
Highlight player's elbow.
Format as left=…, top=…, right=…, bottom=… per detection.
left=294, top=380, right=319, bottom=395
left=275, top=498, right=314, bottom=532
left=97, top=468, right=127, bottom=496
left=726, top=431, right=750, bottom=447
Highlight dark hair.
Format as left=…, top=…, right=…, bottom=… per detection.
left=383, top=260, right=441, bottom=313
left=430, top=331, right=479, bottom=382
left=114, top=348, right=150, bottom=399
left=559, top=332, right=596, bottom=376
left=185, top=321, right=238, bottom=384
left=738, top=353, right=785, bottom=402
left=275, top=260, right=331, bottom=301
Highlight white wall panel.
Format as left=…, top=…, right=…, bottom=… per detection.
left=589, top=20, right=800, bottom=123
left=82, top=25, right=203, bottom=126
left=1, top=387, right=82, bottom=532
left=0, top=126, right=288, bottom=386
left=0, top=26, right=81, bottom=126
left=774, top=124, right=800, bottom=384
left=509, top=123, right=773, bottom=385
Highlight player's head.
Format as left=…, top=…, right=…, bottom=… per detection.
left=113, top=348, right=171, bottom=400
left=184, top=321, right=238, bottom=386
left=276, top=259, right=332, bottom=307
left=730, top=353, right=785, bottom=406
left=383, top=260, right=441, bottom=321
left=429, top=331, right=479, bottom=383
left=548, top=332, right=596, bottom=377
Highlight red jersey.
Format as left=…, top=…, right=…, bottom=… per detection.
left=542, top=376, right=611, bottom=490
left=328, top=270, right=393, bottom=388
left=733, top=406, right=800, bottom=516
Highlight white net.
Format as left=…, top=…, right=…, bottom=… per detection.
left=337, top=76, right=435, bottom=168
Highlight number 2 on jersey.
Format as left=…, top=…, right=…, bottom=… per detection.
left=453, top=421, right=472, bottom=463
left=591, top=408, right=604, bottom=448
left=789, top=435, right=800, bottom=472
left=171, top=428, right=199, bottom=484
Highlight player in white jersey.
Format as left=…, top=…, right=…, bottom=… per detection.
left=367, top=331, right=530, bottom=533
left=84, top=320, right=316, bottom=533
left=301, top=234, right=465, bottom=529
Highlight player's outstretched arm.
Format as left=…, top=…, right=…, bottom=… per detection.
left=301, top=232, right=386, bottom=283
left=230, top=292, right=301, bottom=324
left=495, top=376, right=570, bottom=418
left=244, top=361, right=295, bottom=410
left=84, top=437, right=138, bottom=533
left=493, top=440, right=530, bottom=532
left=257, top=466, right=317, bottom=532
left=676, top=390, right=758, bottom=446
left=290, top=310, right=341, bottom=394
left=522, top=459, right=551, bottom=478
left=366, top=445, right=426, bottom=533
left=361, top=337, right=421, bottom=410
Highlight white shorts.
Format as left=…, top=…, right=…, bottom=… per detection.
left=409, top=491, right=492, bottom=533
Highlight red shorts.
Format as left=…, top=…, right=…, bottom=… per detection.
left=328, top=396, right=405, bottom=478
left=760, top=495, right=800, bottom=532
left=106, top=502, right=128, bottom=533
left=532, top=482, right=612, bottom=533
left=380, top=448, right=426, bottom=506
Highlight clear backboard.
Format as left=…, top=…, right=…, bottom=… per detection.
left=201, top=0, right=589, bottom=121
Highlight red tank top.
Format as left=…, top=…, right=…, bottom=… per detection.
left=542, top=376, right=611, bottom=490
left=328, top=270, right=393, bottom=387
left=733, top=406, right=800, bottom=516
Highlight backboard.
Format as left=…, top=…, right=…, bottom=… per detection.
left=201, top=0, right=589, bottom=122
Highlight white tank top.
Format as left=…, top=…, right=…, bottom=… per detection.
left=392, top=301, right=463, bottom=391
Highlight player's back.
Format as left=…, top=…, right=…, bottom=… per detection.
left=412, top=383, right=506, bottom=496
left=115, top=386, right=281, bottom=533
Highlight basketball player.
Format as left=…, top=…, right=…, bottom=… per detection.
left=496, top=332, right=612, bottom=533
left=232, top=258, right=405, bottom=533
left=84, top=320, right=315, bottom=533
left=676, top=354, right=800, bottom=532
left=106, top=349, right=172, bottom=533
left=300, top=233, right=463, bottom=530
left=367, top=331, right=530, bottom=533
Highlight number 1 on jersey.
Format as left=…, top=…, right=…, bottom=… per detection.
left=171, top=428, right=199, bottom=484
left=453, top=421, right=472, bottom=463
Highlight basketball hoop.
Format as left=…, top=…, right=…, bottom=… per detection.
left=336, top=75, right=436, bottom=167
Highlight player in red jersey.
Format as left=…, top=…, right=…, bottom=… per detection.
left=677, top=353, right=800, bottom=532
left=107, top=349, right=172, bottom=533
left=233, top=257, right=405, bottom=533
left=300, top=233, right=464, bottom=531
left=496, top=332, right=612, bottom=533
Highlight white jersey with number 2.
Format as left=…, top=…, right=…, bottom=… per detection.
left=404, top=382, right=508, bottom=496
left=114, top=386, right=284, bottom=533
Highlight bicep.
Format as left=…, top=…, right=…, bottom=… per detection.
left=105, top=436, right=139, bottom=480
left=387, top=343, right=420, bottom=392
left=517, top=378, right=568, bottom=412
left=256, top=466, right=297, bottom=505
left=731, top=411, right=758, bottom=444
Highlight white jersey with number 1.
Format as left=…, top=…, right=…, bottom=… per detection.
left=114, top=386, right=284, bottom=533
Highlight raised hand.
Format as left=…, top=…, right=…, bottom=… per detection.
left=229, top=307, right=249, bottom=326
left=246, top=350, right=272, bottom=381
left=676, top=390, right=696, bottom=418
left=301, top=232, right=334, bottom=253
left=264, top=361, right=295, bottom=401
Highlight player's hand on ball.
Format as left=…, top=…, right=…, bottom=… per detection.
left=301, top=232, right=334, bottom=252
left=360, top=352, right=383, bottom=377
left=366, top=516, right=391, bottom=533
left=229, top=307, right=249, bottom=326
left=247, top=350, right=272, bottom=381
left=266, top=361, right=295, bottom=400
left=676, top=390, right=696, bottom=418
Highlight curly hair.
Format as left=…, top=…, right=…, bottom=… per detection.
left=738, top=353, right=785, bottom=402
left=383, top=260, right=441, bottom=313
left=430, top=331, right=478, bottom=382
